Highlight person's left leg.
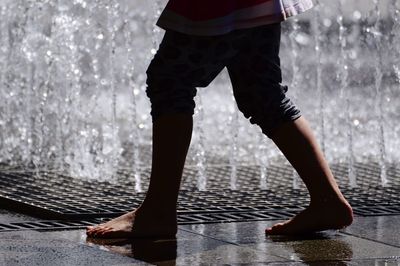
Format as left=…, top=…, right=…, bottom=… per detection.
left=266, top=116, right=353, bottom=234
left=227, top=23, right=353, bottom=235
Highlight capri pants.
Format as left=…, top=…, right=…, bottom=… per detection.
left=145, top=22, right=301, bottom=138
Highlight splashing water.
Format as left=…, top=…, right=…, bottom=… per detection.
left=229, top=92, right=239, bottom=191
left=195, top=92, right=207, bottom=191
left=338, top=0, right=357, bottom=187
left=0, top=0, right=399, bottom=188
left=257, top=130, right=269, bottom=190
left=288, top=17, right=302, bottom=189
left=371, top=0, right=388, bottom=187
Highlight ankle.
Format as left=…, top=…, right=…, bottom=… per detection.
left=137, top=202, right=177, bottom=218
left=309, top=194, right=350, bottom=209
left=309, top=198, right=353, bottom=224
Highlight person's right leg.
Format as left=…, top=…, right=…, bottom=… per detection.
left=87, top=29, right=230, bottom=239
left=86, top=113, right=193, bottom=238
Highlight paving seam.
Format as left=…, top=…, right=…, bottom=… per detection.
left=178, top=227, right=241, bottom=246
left=178, top=226, right=297, bottom=262
left=339, top=231, right=400, bottom=249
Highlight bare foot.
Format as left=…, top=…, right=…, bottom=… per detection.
left=86, top=208, right=177, bottom=239
left=265, top=199, right=353, bottom=235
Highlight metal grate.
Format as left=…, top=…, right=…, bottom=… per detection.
left=0, top=219, right=101, bottom=232
left=0, top=162, right=399, bottom=231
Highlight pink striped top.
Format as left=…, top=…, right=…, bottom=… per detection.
left=156, top=0, right=314, bottom=36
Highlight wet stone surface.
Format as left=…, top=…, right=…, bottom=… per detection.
left=183, top=220, right=400, bottom=261
left=342, top=216, right=400, bottom=248
left=0, top=231, right=137, bottom=266
left=1, top=210, right=400, bottom=265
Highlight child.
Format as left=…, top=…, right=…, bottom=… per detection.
left=86, top=0, right=353, bottom=238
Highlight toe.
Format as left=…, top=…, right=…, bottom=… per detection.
left=99, top=228, right=114, bottom=237
left=87, top=227, right=101, bottom=236
left=97, top=227, right=112, bottom=235
left=93, top=227, right=117, bottom=238
left=265, top=224, right=284, bottom=235
left=265, top=227, right=275, bottom=234
left=87, top=225, right=101, bottom=234
left=89, top=227, right=106, bottom=236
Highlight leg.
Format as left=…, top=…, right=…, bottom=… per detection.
left=86, top=113, right=193, bottom=238
left=87, top=30, right=226, bottom=238
left=265, top=116, right=353, bottom=234
left=227, top=23, right=353, bottom=235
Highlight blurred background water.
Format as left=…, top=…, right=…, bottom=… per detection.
left=0, top=0, right=399, bottom=189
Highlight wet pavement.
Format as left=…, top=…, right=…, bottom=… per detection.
left=1, top=209, right=400, bottom=265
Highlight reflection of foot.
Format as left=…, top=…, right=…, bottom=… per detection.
left=291, top=238, right=353, bottom=264
left=86, top=209, right=177, bottom=239
left=265, top=200, right=353, bottom=235
left=86, top=236, right=133, bottom=246
left=86, top=236, right=178, bottom=263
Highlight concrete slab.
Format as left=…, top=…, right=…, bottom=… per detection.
left=249, top=234, right=400, bottom=262
left=1, top=213, right=400, bottom=265
left=183, top=219, right=400, bottom=262
left=265, top=258, right=400, bottom=265
left=39, top=228, right=286, bottom=265
left=0, top=230, right=139, bottom=266
left=342, top=216, right=400, bottom=247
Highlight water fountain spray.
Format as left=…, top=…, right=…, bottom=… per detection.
left=229, top=94, right=239, bottom=190
left=338, top=0, right=357, bottom=187
left=194, top=91, right=207, bottom=191
left=289, top=17, right=302, bottom=190
left=313, top=2, right=326, bottom=155
left=0, top=0, right=398, bottom=189
left=371, top=0, right=388, bottom=187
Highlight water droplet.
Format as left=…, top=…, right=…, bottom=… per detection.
left=295, top=33, right=310, bottom=45
left=353, top=11, right=362, bottom=20
left=323, top=19, right=332, bottom=27
left=80, top=130, right=89, bottom=137
left=349, top=50, right=357, bottom=59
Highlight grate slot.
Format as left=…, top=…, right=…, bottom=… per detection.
left=0, top=220, right=100, bottom=232
left=0, top=223, right=21, bottom=230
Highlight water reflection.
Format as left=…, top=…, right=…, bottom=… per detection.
left=86, top=236, right=178, bottom=265
left=268, top=232, right=353, bottom=265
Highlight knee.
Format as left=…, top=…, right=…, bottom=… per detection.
left=236, top=84, right=301, bottom=138
left=145, top=64, right=197, bottom=122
